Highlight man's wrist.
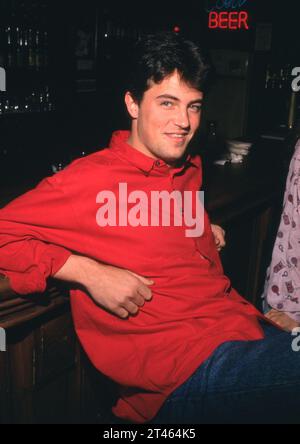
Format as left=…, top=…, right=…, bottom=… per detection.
left=75, top=256, right=106, bottom=289
left=54, top=254, right=106, bottom=290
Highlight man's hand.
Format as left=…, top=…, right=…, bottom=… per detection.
left=54, top=255, right=154, bottom=319
left=211, top=224, right=226, bottom=252
left=265, top=309, right=300, bottom=332
left=84, top=263, right=154, bottom=319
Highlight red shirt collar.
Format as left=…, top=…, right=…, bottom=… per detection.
left=109, top=130, right=200, bottom=176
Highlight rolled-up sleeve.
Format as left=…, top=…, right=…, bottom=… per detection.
left=0, top=176, right=78, bottom=295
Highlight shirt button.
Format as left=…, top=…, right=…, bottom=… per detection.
left=155, top=160, right=161, bottom=167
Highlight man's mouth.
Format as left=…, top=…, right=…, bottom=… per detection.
left=164, top=133, right=189, bottom=140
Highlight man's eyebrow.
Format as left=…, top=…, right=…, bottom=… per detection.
left=156, top=94, right=180, bottom=101
left=156, top=94, right=203, bottom=104
left=189, top=98, right=204, bottom=105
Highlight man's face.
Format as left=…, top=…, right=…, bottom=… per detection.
left=126, top=71, right=203, bottom=165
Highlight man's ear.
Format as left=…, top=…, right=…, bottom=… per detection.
left=125, top=92, right=139, bottom=119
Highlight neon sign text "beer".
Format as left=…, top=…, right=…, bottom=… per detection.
left=209, top=11, right=249, bottom=29
left=206, top=0, right=249, bottom=30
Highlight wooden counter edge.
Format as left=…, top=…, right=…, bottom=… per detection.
left=0, top=276, right=70, bottom=330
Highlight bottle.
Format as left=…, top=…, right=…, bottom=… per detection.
left=28, top=29, right=35, bottom=69
left=206, top=120, right=218, bottom=150
left=44, top=85, right=53, bottom=111
left=42, top=30, right=49, bottom=68
left=0, top=94, right=4, bottom=115
left=288, top=91, right=297, bottom=130
left=35, top=30, right=41, bottom=70
left=5, top=26, right=13, bottom=67
left=204, top=120, right=221, bottom=163
left=21, top=5, right=30, bottom=70
left=265, top=64, right=271, bottom=89
left=16, top=26, right=22, bottom=67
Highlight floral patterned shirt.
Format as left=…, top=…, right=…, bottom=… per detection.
left=263, top=140, right=300, bottom=322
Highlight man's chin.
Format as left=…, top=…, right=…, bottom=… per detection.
left=157, top=145, right=189, bottom=166
left=164, top=153, right=186, bottom=167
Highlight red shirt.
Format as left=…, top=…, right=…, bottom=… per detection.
left=0, top=131, right=265, bottom=423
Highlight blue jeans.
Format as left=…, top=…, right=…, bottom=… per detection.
left=150, top=322, right=300, bottom=424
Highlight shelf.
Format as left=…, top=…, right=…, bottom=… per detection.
left=0, top=109, right=55, bottom=118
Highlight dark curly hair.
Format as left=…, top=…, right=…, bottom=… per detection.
left=127, top=32, right=211, bottom=103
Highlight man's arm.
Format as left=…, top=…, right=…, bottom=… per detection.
left=0, top=174, right=154, bottom=317
left=0, top=176, right=78, bottom=295
left=0, top=254, right=154, bottom=319
left=54, top=255, right=154, bottom=319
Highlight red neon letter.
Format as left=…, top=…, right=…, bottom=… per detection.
left=209, top=12, right=219, bottom=29
left=239, top=11, right=249, bottom=29
left=219, top=12, right=229, bottom=29
left=229, top=12, right=238, bottom=30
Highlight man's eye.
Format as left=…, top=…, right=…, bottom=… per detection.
left=161, top=101, right=174, bottom=107
left=189, top=104, right=202, bottom=112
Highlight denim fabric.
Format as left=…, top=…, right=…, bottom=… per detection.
left=150, top=322, right=300, bottom=424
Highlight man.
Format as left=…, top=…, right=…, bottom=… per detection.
left=0, top=32, right=300, bottom=424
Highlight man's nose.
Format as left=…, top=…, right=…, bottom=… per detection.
left=174, top=108, right=190, bottom=129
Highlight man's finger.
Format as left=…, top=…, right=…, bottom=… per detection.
left=128, top=271, right=154, bottom=286
left=138, top=285, right=153, bottom=301
left=130, top=292, right=146, bottom=307
left=115, top=307, right=129, bottom=319
left=122, top=301, right=140, bottom=316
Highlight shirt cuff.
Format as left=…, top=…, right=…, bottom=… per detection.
left=4, top=246, right=72, bottom=295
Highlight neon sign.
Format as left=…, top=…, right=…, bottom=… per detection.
left=208, top=11, right=249, bottom=29
left=206, top=0, right=249, bottom=30
left=206, top=0, right=248, bottom=12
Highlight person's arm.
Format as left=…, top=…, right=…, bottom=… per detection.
left=0, top=175, right=79, bottom=296
left=265, top=309, right=300, bottom=332
left=211, top=224, right=226, bottom=252
left=0, top=174, right=154, bottom=316
left=54, top=255, right=154, bottom=319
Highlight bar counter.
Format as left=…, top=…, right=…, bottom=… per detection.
left=0, top=137, right=288, bottom=424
